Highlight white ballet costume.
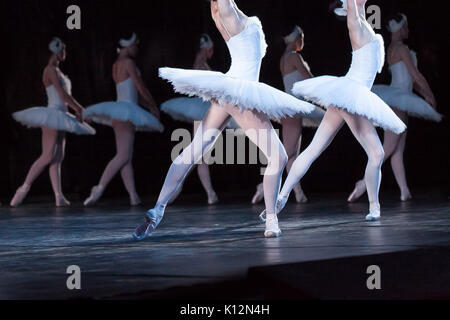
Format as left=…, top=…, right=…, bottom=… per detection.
left=293, top=34, right=406, bottom=135
left=83, top=75, right=164, bottom=132
left=133, top=17, right=316, bottom=240
left=372, top=50, right=442, bottom=122
left=12, top=74, right=95, bottom=135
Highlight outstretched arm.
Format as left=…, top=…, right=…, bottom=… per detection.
left=399, top=47, right=437, bottom=108
left=126, top=59, right=160, bottom=119
left=47, top=67, right=84, bottom=121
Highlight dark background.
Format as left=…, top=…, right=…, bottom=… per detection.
left=1, top=0, right=449, bottom=203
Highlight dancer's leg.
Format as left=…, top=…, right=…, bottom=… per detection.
left=11, top=127, right=58, bottom=206
left=84, top=121, right=135, bottom=205
left=339, top=110, right=384, bottom=219
left=49, top=132, right=70, bottom=206
left=194, top=123, right=218, bottom=204
left=279, top=108, right=345, bottom=205
left=282, top=116, right=308, bottom=203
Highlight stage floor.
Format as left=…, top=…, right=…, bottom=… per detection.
left=0, top=192, right=449, bottom=299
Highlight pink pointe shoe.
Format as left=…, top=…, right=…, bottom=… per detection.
left=83, top=185, right=105, bottom=206
left=347, top=180, right=366, bottom=203
left=55, top=194, right=71, bottom=207
left=251, top=183, right=264, bottom=205
left=10, top=184, right=30, bottom=207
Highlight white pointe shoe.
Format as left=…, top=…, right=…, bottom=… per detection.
left=259, top=195, right=289, bottom=222
left=207, top=192, right=219, bottom=205
left=55, top=194, right=71, bottom=207
left=264, top=213, right=281, bottom=238
left=132, top=208, right=164, bottom=240
left=251, top=183, right=264, bottom=205
left=10, top=184, right=30, bottom=207
left=294, top=184, right=308, bottom=204
left=83, top=185, right=104, bottom=206
left=365, top=203, right=381, bottom=221
left=348, top=180, right=366, bottom=203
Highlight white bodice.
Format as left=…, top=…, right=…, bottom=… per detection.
left=46, top=73, right=71, bottom=111
left=116, top=78, right=138, bottom=103
left=389, top=50, right=417, bottom=92
left=283, top=70, right=307, bottom=95
left=225, top=17, right=268, bottom=81
left=345, top=34, right=385, bottom=88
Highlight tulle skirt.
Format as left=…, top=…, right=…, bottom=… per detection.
left=83, top=101, right=164, bottom=132
left=159, top=67, right=316, bottom=119
left=292, top=76, right=407, bottom=134
left=12, top=107, right=96, bottom=135
left=161, top=97, right=210, bottom=122
left=272, top=106, right=325, bottom=128
left=372, top=85, right=442, bottom=122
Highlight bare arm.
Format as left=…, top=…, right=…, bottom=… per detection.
left=346, top=0, right=360, bottom=32
left=292, top=54, right=314, bottom=79
left=399, top=46, right=437, bottom=108
left=125, top=60, right=160, bottom=119
left=46, top=67, right=84, bottom=120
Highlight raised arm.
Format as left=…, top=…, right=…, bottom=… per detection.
left=125, top=59, right=160, bottom=119
left=46, top=67, right=84, bottom=120
left=398, top=46, right=437, bottom=108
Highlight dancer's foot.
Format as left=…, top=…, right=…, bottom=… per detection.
left=259, top=195, right=289, bottom=222
left=264, top=213, right=281, bottom=238
left=130, top=194, right=142, bottom=206
left=132, top=208, right=164, bottom=240
left=207, top=192, right=219, bottom=205
left=55, top=194, right=71, bottom=207
left=400, top=190, right=412, bottom=202
left=10, top=184, right=30, bottom=207
left=83, top=185, right=105, bottom=206
left=294, top=184, right=308, bottom=203
left=365, top=203, right=381, bottom=221
left=347, top=180, right=366, bottom=203
left=251, top=183, right=264, bottom=204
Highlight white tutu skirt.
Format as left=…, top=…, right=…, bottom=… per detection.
left=372, top=85, right=442, bottom=122
left=293, top=76, right=407, bottom=134
left=83, top=101, right=164, bottom=132
left=12, top=107, right=96, bottom=135
left=159, top=68, right=316, bottom=119
left=272, top=106, right=325, bottom=128
left=161, top=97, right=209, bottom=122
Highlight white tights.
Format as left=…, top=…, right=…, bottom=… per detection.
left=155, top=102, right=288, bottom=215
left=281, top=107, right=385, bottom=208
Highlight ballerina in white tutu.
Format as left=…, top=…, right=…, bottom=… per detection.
left=348, top=13, right=442, bottom=203
left=252, top=25, right=325, bottom=205
left=271, top=0, right=407, bottom=223
left=10, top=37, right=95, bottom=207
left=161, top=34, right=219, bottom=205
left=133, top=0, right=316, bottom=240
left=83, top=33, right=163, bottom=206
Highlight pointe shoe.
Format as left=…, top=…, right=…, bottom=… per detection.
left=400, top=192, right=412, bottom=202
left=347, top=180, right=366, bottom=203
left=10, top=184, right=30, bottom=207
left=259, top=195, right=289, bottom=222
left=207, top=192, right=219, bottom=205
left=55, top=194, right=71, bottom=207
left=264, top=213, right=281, bottom=238
left=294, top=185, right=308, bottom=204
left=83, top=185, right=104, bottom=206
left=365, top=203, right=381, bottom=221
left=251, top=183, right=264, bottom=205
left=130, top=195, right=142, bottom=206
left=132, top=208, right=163, bottom=241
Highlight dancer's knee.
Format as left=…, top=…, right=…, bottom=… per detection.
left=369, top=146, right=385, bottom=167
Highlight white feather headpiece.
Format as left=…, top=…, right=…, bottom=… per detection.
left=49, top=37, right=63, bottom=54
left=119, top=33, right=137, bottom=48
left=387, top=14, right=408, bottom=33
left=283, top=26, right=303, bottom=44
left=200, top=34, right=213, bottom=49
left=334, top=0, right=348, bottom=17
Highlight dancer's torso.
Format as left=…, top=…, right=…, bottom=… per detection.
left=283, top=70, right=306, bottom=95
left=389, top=50, right=416, bottom=92
left=345, top=34, right=384, bottom=88
left=224, top=16, right=267, bottom=81
left=45, top=73, right=71, bottom=111
left=116, top=77, right=138, bottom=103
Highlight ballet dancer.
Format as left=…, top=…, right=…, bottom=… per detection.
left=11, top=37, right=95, bottom=207
left=348, top=13, right=442, bottom=203
left=83, top=33, right=164, bottom=206
left=133, top=0, right=316, bottom=240
left=161, top=34, right=219, bottom=205
left=270, top=0, right=407, bottom=223
left=252, top=25, right=325, bottom=205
